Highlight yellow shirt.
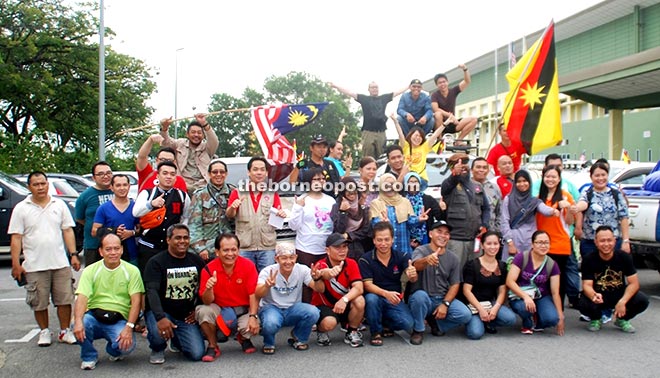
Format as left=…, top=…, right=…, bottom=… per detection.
left=402, top=141, right=432, bottom=181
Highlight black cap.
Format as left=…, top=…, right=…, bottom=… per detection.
left=311, top=135, right=328, bottom=145
left=326, top=233, right=348, bottom=247
left=429, top=220, right=452, bottom=231
left=410, top=79, right=422, bottom=85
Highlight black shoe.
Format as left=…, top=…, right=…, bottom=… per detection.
left=410, top=331, right=424, bottom=345
left=426, top=315, right=443, bottom=336
left=485, top=323, right=497, bottom=334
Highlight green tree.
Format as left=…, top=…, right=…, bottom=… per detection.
left=0, top=0, right=155, bottom=173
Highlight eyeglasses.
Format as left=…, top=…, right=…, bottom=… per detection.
left=450, top=158, right=469, bottom=165
left=210, top=170, right=227, bottom=175
left=533, top=241, right=550, bottom=246
left=94, top=171, right=113, bottom=177
left=157, top=158, right=174, bottom=163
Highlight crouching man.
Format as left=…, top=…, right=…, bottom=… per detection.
left=255, top=243, right=324, bottom=354
left=73, top=233, right=144, bottom=370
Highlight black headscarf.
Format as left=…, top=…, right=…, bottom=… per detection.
left=507, top=170, right=541, bottom=228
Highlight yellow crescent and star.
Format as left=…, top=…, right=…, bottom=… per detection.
left=288, top=105, right=320, bottom=127
left=519, top=82, right=546, bottom=110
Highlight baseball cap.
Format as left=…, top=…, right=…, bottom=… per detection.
left=325, top=233, right=348, bottom=247
left=410, top=79, right=422, bottom=86
left=429, top=220, right=452, bottom=232
left=311, top=135, right=328, bottom=145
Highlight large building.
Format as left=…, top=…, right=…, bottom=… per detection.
left=426, top=0, right=660, bottom=163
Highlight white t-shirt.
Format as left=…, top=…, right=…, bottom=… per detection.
left=8, top=196, right=75, bottom=272
left=258, top=263, right=312, bottom=308
left=289, top=194, right=335, bottom=254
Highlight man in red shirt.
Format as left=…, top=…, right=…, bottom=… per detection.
left=486, top=123, right=523, bottom=176
left=195, top=233, right=260, bottom=356
left=495, top=155, right=516, bottom=198
left=311, top=233, right=365, bottom=348
left=136, top=134, right=188, bottom=193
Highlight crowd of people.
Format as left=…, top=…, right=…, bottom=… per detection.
left=8, top=75, right=649, bottom=370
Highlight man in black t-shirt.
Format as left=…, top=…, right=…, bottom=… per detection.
left=580, top=226, right=649, bottom=333
left=143, top=224, right=207, bottom=363
left=330, top=81, right=407, bottom=159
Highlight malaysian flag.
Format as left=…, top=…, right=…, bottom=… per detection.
left=250, top=103, right=328, bottom=182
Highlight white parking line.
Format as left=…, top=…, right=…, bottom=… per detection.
left=0, top=298, right=24, bottom=302
left=651, top=295, right=660, bottom=301
left=5, top=329, right=40, bottom=343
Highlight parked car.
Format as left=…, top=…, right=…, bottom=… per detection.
left=43, top=173, right=94, bottom=194
left=15, top=176, right=80, bottom=198
left=0, top=172, right=83, bottom=260
left=568, top=160, right=657, bottom=193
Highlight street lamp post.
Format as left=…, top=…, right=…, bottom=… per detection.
left=174, top=47, right=184, bottom=139
left=99, top=0, right=106, bottom=160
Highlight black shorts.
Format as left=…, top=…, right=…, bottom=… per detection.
left=317, top=305, right=351, bottom=326
left=443, top=122, right=458, bottom=134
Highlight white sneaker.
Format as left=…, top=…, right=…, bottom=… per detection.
left=38, top=329, right=52, bottom=347
left=80, top=360, right=97, bottom=370
left=109, top=355, right=124, bottom=362
left=58, top=329, right=77, bottom=344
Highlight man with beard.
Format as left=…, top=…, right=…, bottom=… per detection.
left=441, top=153, right=490, bottom=269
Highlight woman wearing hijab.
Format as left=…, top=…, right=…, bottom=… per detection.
left=331, top=177, right=373, bottom=260
left=500, top=170, right=559, bottom=261
left=403, top=172, right=443, bottom=248
left=370, top=173, right=428, bottom=257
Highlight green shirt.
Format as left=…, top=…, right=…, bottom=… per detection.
left=76, top=260, right=144, bottom=319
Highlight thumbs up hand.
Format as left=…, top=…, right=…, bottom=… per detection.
left=205, top=271, right=218, bottom=291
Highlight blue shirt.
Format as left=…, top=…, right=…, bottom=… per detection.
left=397, top=92, right=433, bottom=122
left=358, top=249, right=410, bottom=292
left=93, top=200, right=139, bottom=261
left=75, top=187, right=114, bottom=249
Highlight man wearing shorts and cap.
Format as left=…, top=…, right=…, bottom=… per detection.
left=409, top=220, right=471, bottom=344
left=311, top=233, right=365, bottom=348
left=396, top=79, right=434, bottom=135
left=255, top=243, right=324, bottom=354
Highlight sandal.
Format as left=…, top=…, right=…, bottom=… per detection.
left=370, top=333, right=383, bottom=346
left=382, top=328, right=394, bottom=338
left=262, top=345, right=276, bottom=355
left=290, top=341, right=309, bottom=351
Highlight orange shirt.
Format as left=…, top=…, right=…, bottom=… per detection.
left=536, top=190, right=574, bottom=255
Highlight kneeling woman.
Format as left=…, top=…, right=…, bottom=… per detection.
left=506, top=230, right=565, bottom=336
left=462, top=231, right=516, bottom=340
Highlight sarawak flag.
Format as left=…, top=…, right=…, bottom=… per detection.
left=250, top=103, right=327, bottom=182
left=621, top=148, right=631, bottom=164
left=503, top=21, right=562, bottom=155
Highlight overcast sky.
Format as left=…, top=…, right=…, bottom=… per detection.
left=99, top=0, right=603, bottom=123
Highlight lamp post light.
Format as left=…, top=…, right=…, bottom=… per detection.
left=174, top=47, right=184, bottom=139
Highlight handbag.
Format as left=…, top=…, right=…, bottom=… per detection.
left=508, top=253, right=547, bottom=301
left=139, top=206, right=166, bottom=229
left=467, top=301, right=493, bottom=315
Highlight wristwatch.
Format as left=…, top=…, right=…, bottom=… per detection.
left=125, top=322, right=135, bottom=329
left=70, top=251, right=80, bottom=258
left=442, top=300, right=451, bottom=307
left=248, top=314, right=259, bottom=320
left=342, top=296, right=350, bottom=304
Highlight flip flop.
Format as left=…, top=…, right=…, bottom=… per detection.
left=262, top=346, right=276, bottom=355
left=370, top=333, right=383, bottom=346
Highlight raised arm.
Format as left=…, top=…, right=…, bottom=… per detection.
left=458, top=63, right=471, bottom=91
left=328, top=82, right=357, bottom=100
left=137, top=134, right=163, bottom=171
left=390, top=113, right=406, bottom=147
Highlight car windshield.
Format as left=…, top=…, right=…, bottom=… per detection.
left=0, top=171, right=31, bottom=195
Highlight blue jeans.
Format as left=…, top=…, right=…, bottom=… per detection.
left=364, top=293, right=414, bottom=334
left=409, top=291, right=471, bottom=333
left=397, top=115, right=434, bottom=135
left=465, top=305, right=517, bottom=340
left=510, top=295, right=559, bottom=329
left=145, top=311, right=205, bottom=361
left=240, top=249, right=275, bottom=273
left=79, top=312, right=136, bottom=363
left=564, top=249, right=581, bottom=299
left=259, top=303, right=320, bottom=347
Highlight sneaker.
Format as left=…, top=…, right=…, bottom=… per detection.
left=614, top=319, right=636, bottom=333
left=410, top=331, right=424, bottom=345
left=236, top=333, right=257, bottom=354
left=149, top=350, right=165, bottom=364
left=579, top=314, right=591, bottom=322
left=58, top=329, right=77, bottom=344
left=520, top=328, right=533, bottom=335
left=343, top=330, right=363, bottom=348
left=588, top=320, right=602, bottom=332
left=532, top=325, right=544, bottom=332
left=201, top=346, right=220, bottom=362
left=166, top=339, right=180, bottom=353
left=38, top=329, right=52, bottom=347
left=601, top=312, right=613, bottom=324
left=108, top=355, right=124, bottom=362
left=357, top=323, right=367, bottom=332
left=80, top=360, right=97, bottom=370
left=316, top=332, right=331, bottom=346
